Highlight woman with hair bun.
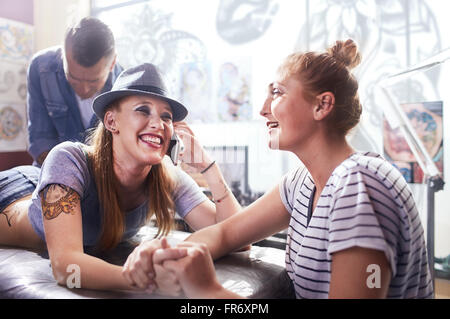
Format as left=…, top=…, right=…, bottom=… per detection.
left=126, top=40, right=433, bottom=299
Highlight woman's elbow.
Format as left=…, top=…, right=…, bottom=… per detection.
left=50, top=256, right=80, bottom=287
left=51, top=262, right=68, bottom=286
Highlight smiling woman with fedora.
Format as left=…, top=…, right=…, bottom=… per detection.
left=0, top=63, right=241, bottom=292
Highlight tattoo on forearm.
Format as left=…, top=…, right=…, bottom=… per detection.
left=40, top=184, right=79, bottom=220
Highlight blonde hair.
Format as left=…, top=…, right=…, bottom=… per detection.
left=278, top=39, right=362, bottom=136
left=85, top=101, right=175, bottom=251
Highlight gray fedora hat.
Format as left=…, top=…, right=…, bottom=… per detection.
left=92, top=63, right=188, bottom=122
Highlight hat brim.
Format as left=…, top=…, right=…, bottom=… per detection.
left=93, top=89, right=188, bottom=123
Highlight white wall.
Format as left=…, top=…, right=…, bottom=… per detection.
left=33, top=0, right=90, bottom=51
left=434, top=61, right=450, bottom=257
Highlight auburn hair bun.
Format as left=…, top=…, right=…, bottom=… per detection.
left=327, top=39, right=362, bottom=70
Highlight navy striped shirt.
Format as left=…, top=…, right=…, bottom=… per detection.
left=279, top=152, right=433, bottom=299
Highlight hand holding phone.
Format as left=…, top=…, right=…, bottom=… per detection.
left=167, top=132, right=184, bottom=165
left=172, top=122, right=213, bottom=171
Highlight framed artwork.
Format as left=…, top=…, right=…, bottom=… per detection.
left=178, top=62, right=215, bottom=123
left=217, top=59, right=252, bottom=122
left=383, top=101, right=444, bottom=183
left=0, top=103, right=27, bottom=152
left=0, top=60, right=27, bottom=103
left=0, top=18, right=33, bottom=62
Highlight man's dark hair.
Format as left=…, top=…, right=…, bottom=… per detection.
left=65, top=17, right=115, bottom=67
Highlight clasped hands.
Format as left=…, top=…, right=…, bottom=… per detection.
left=122, top=238, right=222, bottom=298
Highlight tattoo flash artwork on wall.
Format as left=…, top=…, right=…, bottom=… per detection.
left=217, top=59, right=252, bottom=122
left=93, top=0, right=445, bottom=127
left=0, top=104, right=27, bottom=151
left=216, top=0, right=280, bottom=45
left=96, top=3, right=207, bottom=99
left=383, top=101, right=444, bottom=183
left=179, top=62, right=215, bottom=123
left=0, top=61, right=27, bottom=102
left=295, top=0, right=443, bottom=153
left=0, top=18, right=33, bottom=62
left=0, top=18, right=33, bottom=152
left=93, top=0, right=261, bottom=123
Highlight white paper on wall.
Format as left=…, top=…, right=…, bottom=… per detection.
left=0, top=60, right=27, bottom=103
left=0, top=18, right=33, bottom=63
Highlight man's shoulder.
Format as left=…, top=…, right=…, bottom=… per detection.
left=30, top=46, right=63, bottom=71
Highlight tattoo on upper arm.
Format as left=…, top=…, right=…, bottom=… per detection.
left=40, top=184, right=80, bottom=220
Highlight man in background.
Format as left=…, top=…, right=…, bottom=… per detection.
left=27, top=17, right=123, bottom=166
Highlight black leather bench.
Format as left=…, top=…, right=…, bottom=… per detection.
left=0, top=226, right=294, bottom=299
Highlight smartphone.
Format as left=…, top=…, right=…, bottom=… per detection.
left=167, top=132, right=183, bottom=165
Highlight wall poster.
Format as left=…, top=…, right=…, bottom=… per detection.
left=383, top=101, right=444, bottom=183
left=0, top=17, right=33, bottom=152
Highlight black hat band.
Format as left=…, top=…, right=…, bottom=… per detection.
left=127, top=85, right=167, bottom=96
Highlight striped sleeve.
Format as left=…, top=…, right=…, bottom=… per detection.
left=327, top=167, right=398, bottom=277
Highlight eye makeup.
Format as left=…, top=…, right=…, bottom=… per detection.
left=133, top=103, right=173, bottom=122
